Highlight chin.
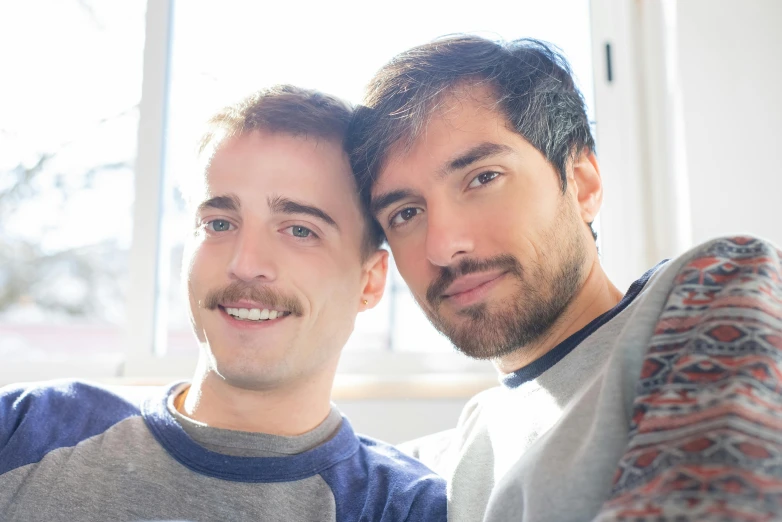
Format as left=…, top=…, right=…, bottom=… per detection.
left=215, top=366, right=290, bottom=391
left=206, top=348, right=289, bottom=391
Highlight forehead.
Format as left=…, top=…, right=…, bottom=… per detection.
left=375, top=85, right=512, bottom=192
left=202, top=130, right=359, bottom=208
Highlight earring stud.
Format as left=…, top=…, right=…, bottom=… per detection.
left=362, top=299, right=368, bottom=305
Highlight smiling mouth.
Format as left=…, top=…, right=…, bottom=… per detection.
left=219, top=306, right=292, bottom=322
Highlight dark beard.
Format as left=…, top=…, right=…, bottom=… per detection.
left=420, top=204, right=587, bottom=360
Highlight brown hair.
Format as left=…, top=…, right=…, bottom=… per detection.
left=199, top=84, right=352, bottom=154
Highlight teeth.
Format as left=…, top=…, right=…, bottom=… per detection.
left=225, top=307, right=286, bottom=322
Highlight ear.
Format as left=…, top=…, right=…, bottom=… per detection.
left=359, top=249, right=389, bottom=310
left=569, top=148, right=603, bottom=223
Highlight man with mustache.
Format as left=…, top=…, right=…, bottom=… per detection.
left=0, top=85, right=446, bottom=521
left=348, top=36, right=782, bottom=521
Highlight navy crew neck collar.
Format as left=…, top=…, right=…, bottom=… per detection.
left=141, top=384, right=359, bottom=483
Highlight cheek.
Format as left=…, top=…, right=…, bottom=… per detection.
left=300, top=256, right=361, bottom=303
left=182, top=245, right=209, bottom=340
left=185, top=244, right=209, bottom=294
left=390, top=244, right=430, bottom=294
left=184, top=249, right=206, bottom=310
left=495, top=192, right=556, bottom=239
left=184, top=241, right=227, bottom=305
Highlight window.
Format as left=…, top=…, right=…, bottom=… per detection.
left=1, top=0, right=600, bottom=383
left=0, top=0, right=145, bottom=382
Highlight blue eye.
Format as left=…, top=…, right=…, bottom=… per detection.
left=284, top=225, right=319, bottom=240
left=291, top=226, right=312, bottom=238
left=208, top=219, right=232, bottom=232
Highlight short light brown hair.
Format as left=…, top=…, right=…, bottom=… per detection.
left=198, top=84, right=384, bottom=257
left=199, top=84, right=352, bottom=155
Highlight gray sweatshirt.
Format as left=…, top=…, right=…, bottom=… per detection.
left=0, top=381, right=446, bottom=521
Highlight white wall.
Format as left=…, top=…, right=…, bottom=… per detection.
left=676, top=0, right=782, bottom=247
left=591, top=0, right=782, bottom=282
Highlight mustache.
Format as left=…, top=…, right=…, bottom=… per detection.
left=426, top=254, right=523, bottom=306
left=203, top=281, right=304, bottom=316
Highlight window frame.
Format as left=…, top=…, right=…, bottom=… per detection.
left=1, top=0, right=653, bottom=386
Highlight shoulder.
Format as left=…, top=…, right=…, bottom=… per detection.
left=0, top=379, right=143, bottom=422
left=0, top=380, right=143, bottom=475
left=613, top=234, right=782, bottom=393
left=611, top=235, right=781, bottom=338
left=636, top=233, right=782, bottom=383
left=649, top=235, right=782, bottom=319
left=355, top=435, right=446, bottom=489
left=399, top=386, right=501, bottom=470
left=397, top=429, right=456, bottom=469
left=668, top=235, right=780, bottom=277
left=321, top=433, right=447, bottom=522
left=359, top=436, right=447, bottom=521
left=601, top=236, right=782, bottom=516
left=695, top=234, right=779, bottom=253
left=456, top=385, right=503, bottom=433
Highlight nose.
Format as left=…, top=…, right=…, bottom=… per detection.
left=228, top=227, right=278, bottom=282
left=424, top=202, right=475, bottom=267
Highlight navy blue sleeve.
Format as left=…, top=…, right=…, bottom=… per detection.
left=320, top=436, right=447, bottom=522
left=0, top=380, right=141, bottom=475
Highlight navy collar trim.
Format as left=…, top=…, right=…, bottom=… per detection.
left=501, top=261, right=667, bottom=389
left=141, top=384, right=360, bottom=482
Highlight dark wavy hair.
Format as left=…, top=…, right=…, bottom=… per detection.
left=348, top=35, right=597, bottom=240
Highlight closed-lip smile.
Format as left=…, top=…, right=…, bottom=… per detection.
left=442, top=270, right=507, bottom=307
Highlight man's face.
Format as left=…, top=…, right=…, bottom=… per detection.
left=372, top=86, right=593, bottom=360
left=186, top=130, right=380, bottom=390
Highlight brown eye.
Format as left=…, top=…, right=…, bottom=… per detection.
left=401, top=208, right=418, bottom=220
left=390, top=207, right=422, bottom=227
left=468, top=171, right=500, bottom=188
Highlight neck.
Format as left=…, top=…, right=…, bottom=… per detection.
left=179, top=360, right=336, bottom=436
left=494, top=256, right=623, bottom=375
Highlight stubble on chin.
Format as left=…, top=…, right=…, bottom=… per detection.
left=422, top=204, right=588, bottom=360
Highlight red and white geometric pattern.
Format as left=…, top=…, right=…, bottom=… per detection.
left=596, top=237, right=782, bottom=521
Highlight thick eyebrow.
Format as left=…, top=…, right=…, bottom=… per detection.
left=370, top=189, right=417, bottom=217
left=370, top=142, right=513, bottom=217
left=197, top=194, right=241, bottom=214
left=443, top=142, right=514, bottom=174
left=267, top=195, right=339, bottom=230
